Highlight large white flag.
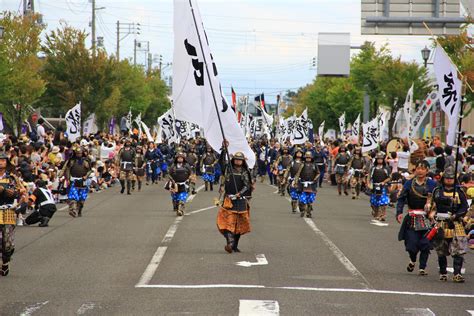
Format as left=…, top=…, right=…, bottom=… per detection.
left=140, top=121, right=154, bottom=142
left=434, top=45, right=462, bottom=146
left=338, top=112, right=345, bottom=137
left=172, top=0, right=255, bottom=167
left=352, top=114, right=360, bottom=138
left=411, top=91, right=439, bottom=138
left=318, top=120, right=325, bottom=146
left=125, top=109, right=132, bottom=131
left=65, top=103, right=81, bottom=142
left=362, top=117, right=379, bottom=153
left=83, top=113, right=98, bottom=136
left=291, top=109, right=309, bottom=145
left=158, top=108, right=179, bottom=144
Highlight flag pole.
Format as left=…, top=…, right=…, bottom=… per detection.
left=452, top=78, right=467, bottom=203
left=187, top=0, right=238, bottom=191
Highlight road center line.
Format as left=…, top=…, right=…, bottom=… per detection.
left=303, top=218, right=372, bottom=289
left=20, top=301, right=49, bottom=316
left=136, top=284, right=474, bottom=298
left=77, top=302, right=97, bottom=315
left=239, top=300, right=280, bottom=316
left=186, top=205, right=217, bottom=216
left=136, top=184, right=205, bottom=287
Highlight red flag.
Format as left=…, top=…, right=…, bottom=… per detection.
left=231, top=87, right=237, bottom=109
left=231, top=87, right=241, bottom=122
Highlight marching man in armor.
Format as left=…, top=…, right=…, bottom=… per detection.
left=333, top=146, right=350, bottom=196
left=431, top=167, right=469, bottom=283
left=62, top=147, right=91, bottom=217
left=185, top=146, right=199, bottom=195
left=201, top=146, right=218, bottom=191
left=217, top=152, right=251, bottom=253
left=117, top=140, right=136, bottom=195
left=287, top=148, right=304, bottom=213
left=369, top=152, right=391, bottom=221
left=0, top=152, right=27, bottom=276
left=294, top=151, right=319, bottom=218
left=132, top=146, right=146, bottom=192
left=397, top=161, right=437, bottom=276
left=348, top=147, right=365, bottom=200
left=168, top=152, right=192, bottom=216
left=273, top=146, right=293, bottom=196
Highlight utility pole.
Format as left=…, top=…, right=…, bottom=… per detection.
left=133, top=39, right=137, bottom=65
left=147, top=53, right=152, bottom=74
left=115, top=21, right=140, bottom=61
left=91, top=0, right=96, bottom=54
left=116, top=20, right=120, bottom=60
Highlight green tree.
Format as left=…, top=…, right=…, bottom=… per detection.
left=143, top=69, right=170, bottom=126
left=41, top=24, right=95, bottom=116
left=0, top=12, right=45, bottom=134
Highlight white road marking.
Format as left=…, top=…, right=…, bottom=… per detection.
left=304, top=218, right=372, bottom=289
left=187, top=185, right=205, bottom=203
left=137, top=284, right=474, bottom=298
left=20, top=301, right=49, bottom=316
left=446, top=267, right=466, bottom=274
left=76, top=302, right=96, bottom=315
left=467, top=311, right=474, bottom=315
left=57, top=205, right=68, bottom=211
left=186, top=205, right=216, bottom=216
left=136, top=184, right=205, bottom=287
left=370, top=221, right=389, bottom=227
left=235, top=254, right=268, bottom=267
left=162, top=217, right=183, bottom=243
left=239, top=300, right=280, bottom=316
left=402, top=308, right=435, bottom=315
left=136, top=246, right=168, bottom=287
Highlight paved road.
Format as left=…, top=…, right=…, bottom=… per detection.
left=0, top=180, right=473, bottom=315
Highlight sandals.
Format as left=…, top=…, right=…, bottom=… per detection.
left=407, top=261, right=415, bottom=272
left=1, top=264, right=9, bottom=276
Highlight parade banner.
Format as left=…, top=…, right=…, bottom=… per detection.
left=352, top=114, right=360, bottom=138
left=318, top=120, right=325, bottom=146
left=278, top=118, right=288, bottom=143
left=434, top=45, right=462, bottom=146
left=83, top=113, right=98, bottom=136
left=125, top=109, right=132, bottom=131
left=108, top=117, right=116, bottom=135
left=291, top=109, right=309, bottom=145
left=140, top=121, right=154, bottom=142
left=411, top=91, right=439, bottom=137
left=65, top=103, right=81, bottom=142
left=362, top=117, right=379, bottom=153
left=377, top=109, right=390, bottom=142
left=338, top=112, right=345, bottom=137
left=158, top=108, right=179, bottom=144
left=172, top=0, right=255, bottom=167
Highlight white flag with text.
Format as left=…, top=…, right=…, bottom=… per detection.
left=172, top=0, right=255, bottom=167
left=65, top=103, right=81, bottom=142
left=434, top=45, right=462, bottom=146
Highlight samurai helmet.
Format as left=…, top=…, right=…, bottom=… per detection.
left=232, top=152, right=246, bottom=161
left=442, top=166, right=456, bottom=179
left=304, top=151, right=314, bottom=160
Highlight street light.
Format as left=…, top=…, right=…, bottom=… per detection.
left=421, top=46, right=431, bottom=68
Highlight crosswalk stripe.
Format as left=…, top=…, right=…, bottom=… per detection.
left=239, top=300, right=279, bottom=316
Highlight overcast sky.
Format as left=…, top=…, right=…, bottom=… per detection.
left=0, top=0, right=467, bottom=102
